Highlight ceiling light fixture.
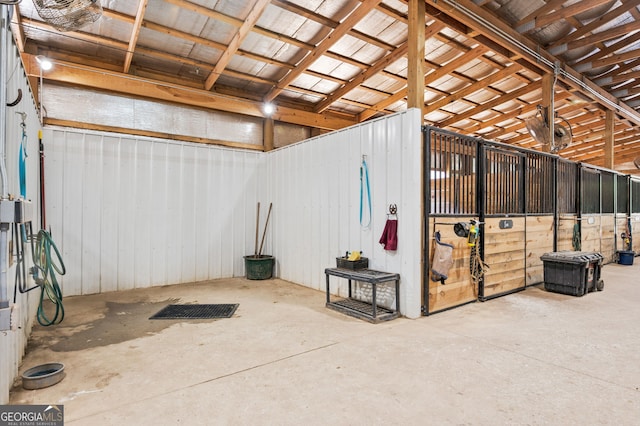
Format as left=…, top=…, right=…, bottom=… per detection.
left=263, top=103, right=275, bottom=116
left=35, top=55, right=53, bottom=71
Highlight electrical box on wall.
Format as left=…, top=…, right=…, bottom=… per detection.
left=0, top=199, right=33, bottom=224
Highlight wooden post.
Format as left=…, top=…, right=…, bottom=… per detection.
left=264, top=117, right=274, bottom=152
left=541, top=73, right=554, bottom=152
left=407, top=0, right=425, bottom=111
left=604, top=110, right=614, bottom=169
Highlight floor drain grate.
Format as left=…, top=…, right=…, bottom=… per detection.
left=149, top=304, right=239, bottom=320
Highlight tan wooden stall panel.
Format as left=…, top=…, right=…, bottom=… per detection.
left=557, top=216, right=578, bottom=251
left=581, top=215, right=601, bottom=254
left=427, top=217, right=477, bottom=313
left=482, top=217, right=526, bottom=298
left=601, top=215, right=616, bottom=263
left=526, top=216, right=554, bottom=285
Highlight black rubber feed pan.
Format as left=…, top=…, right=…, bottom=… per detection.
left=149, top=304, right=238, bottom=320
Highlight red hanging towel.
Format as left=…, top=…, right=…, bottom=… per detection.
left=379, top=219, right=398, bottom=251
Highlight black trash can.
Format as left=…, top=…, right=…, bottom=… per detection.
left=540, top=251, right=604, bottom=296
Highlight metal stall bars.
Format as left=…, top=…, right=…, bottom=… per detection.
left=423, top=126, right=480, bottom=315
left=557, top=160, right=579, bottom=251
left=481, top=145, right=526, bottom=300
left=525, top=152, right=555, bottom=287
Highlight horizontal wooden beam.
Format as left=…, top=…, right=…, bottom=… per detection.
left=24, top=54, right=356, bottom=131
left=45, top=118, right=264, bottom=151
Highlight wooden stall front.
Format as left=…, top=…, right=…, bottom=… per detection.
left=427, top=217, right=477, bottom=313
left=423, top=126, right=634, bottom=316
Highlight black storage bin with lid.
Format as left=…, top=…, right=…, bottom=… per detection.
left=540, top=251, right=604, bottom=296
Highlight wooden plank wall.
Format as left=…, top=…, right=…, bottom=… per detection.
left=581, top=215, right=601, bottom=254
left=601, top=215, right=616, bottom=263
left=557, top=216, right=578, bottom=251
left=526, top=216, right=554, bottom=285
left=482, top=217, right=526, bottom=298
left=427, top=217, right=477, bottom=313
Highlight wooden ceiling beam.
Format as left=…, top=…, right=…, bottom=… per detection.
left=548, top=0, right=640, bottom=48
left=314, top=19, right=449, bottom=113
left=470, top=91, right=573, bottom=136
left=271, top=0, right=395, bottom=51
left=514, top=0, right=565, bottom=29
left=264, top=0, right=382, bottom=102
left=204, top=0, right=271, bottom=90
left=573, top=32, right=640, bottom=68
left=438, top=80, right=542, bottom=128
left=517, top=0, right=614, bottom=33
left=595, top=70, right=640, bottom=87
left=163, top=0, right=241, bottom=27
left=427, top=0, right=640, bottom=128
left=583, top=47, right=640, bottom=70
left=359, top=44, right=490, bottom=121
left=123, top=0, right=148, bottom=73
left=555, top=21, right=640, bottom=55
left=423, top=64, right=523, bottom=115
left=24, top=54, right=355, bottom=130
left=314, top=41, right=410, bottom=113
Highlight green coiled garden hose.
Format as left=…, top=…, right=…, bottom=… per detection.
left=34, top=229, right=66, bottom=326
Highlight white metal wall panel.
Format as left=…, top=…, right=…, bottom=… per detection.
left=42, top=110, right=422, bottom=312
left=1, top=41, right=43, bottom=404
left=268, top=109, right=423, bottom=318
left=45, top=129, right=265, bottom=296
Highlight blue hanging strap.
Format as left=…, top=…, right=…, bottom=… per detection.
left=360, top=157, right=371, bottom=228
left=18, top=115, right=27, bottom=199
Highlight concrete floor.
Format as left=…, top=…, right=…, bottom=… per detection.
left=9, top=261, right=640, bottom=425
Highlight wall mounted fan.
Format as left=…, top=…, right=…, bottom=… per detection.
left=33, top=0, right=102, bottom=32
left=525, top=105, right=573, bottom=154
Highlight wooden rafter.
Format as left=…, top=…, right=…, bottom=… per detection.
left=314, top=41, right=410, bottom=113
left=123, top=0, right=148, bottom=73
left=264, top=0, right=382, bottom=102
left=548, top=0, right=640, bottom=49
left=359, top=43, right=490, bottom=121
left=271, top=0, right=395, bottom=51
left=517, top=0, right=615, bottom=33
left=515, top=0, right=566, bottom=29
left=428, top=0, right=640, bottom=128
left=10, top=5, right=25, bottom=53
left=438, top=80, right=542, bottom=128
left=557, top=21, right=640, bottom=55
left=424, top=64, right=524, bottom=115
left=204, top=0, right=271, bottom=90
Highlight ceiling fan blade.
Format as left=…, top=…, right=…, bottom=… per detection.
left=525, top=117, right=550, bottom=145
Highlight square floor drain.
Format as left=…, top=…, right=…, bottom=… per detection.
left=149, top=304, right=238, bottom=320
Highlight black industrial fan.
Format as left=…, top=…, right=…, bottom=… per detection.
left=33, top=0, right=102, bottom=32
left=525, top=105, right=573, bottom=154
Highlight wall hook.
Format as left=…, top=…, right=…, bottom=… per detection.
left=6, top=88, right=22, bottom=107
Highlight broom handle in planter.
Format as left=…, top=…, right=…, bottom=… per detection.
left=254, top=202, right=260, bottom=256
left=258, top=203, right=272, bottom=256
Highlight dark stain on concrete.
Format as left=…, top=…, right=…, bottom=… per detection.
left=46, top=299, right=180, bottom=352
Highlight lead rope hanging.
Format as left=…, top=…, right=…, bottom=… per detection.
left=18, top=113, right=27, bottom=199
left=359, top=157, right=371, bottom=229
